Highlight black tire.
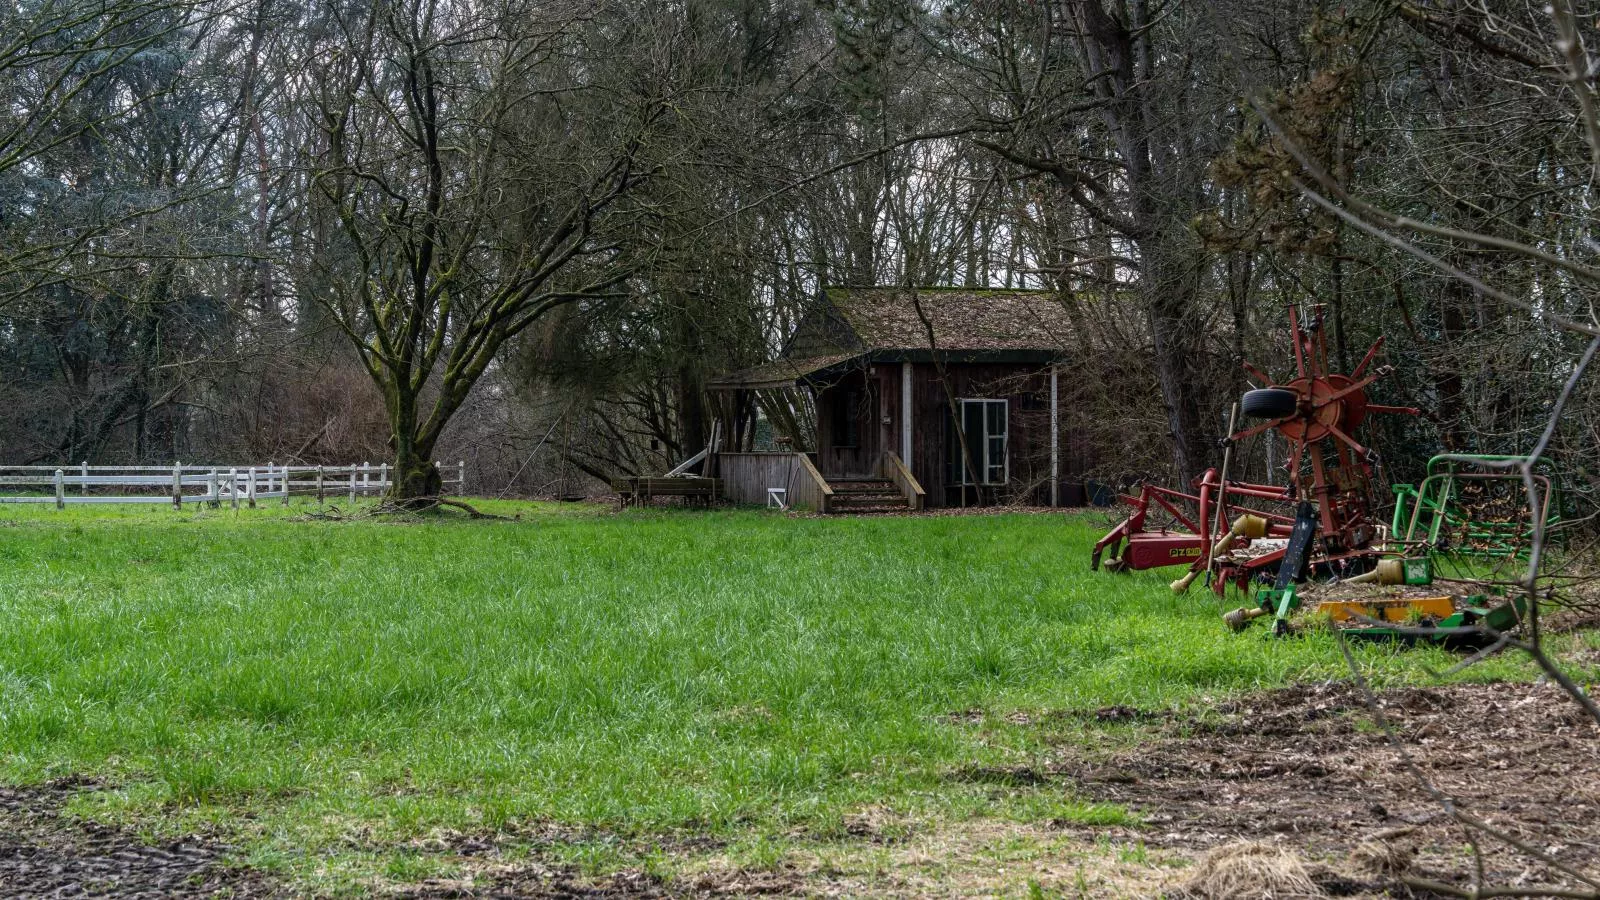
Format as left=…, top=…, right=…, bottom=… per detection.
left=1241, top=387, right=1298, bottom=419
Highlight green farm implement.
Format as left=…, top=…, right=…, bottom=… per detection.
left=1391, top=454, right=1561, bottom=557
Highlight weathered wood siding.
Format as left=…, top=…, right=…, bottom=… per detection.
left=717, top=452, right=832, bottom=511
left=898, top=362, right=1088, bottom=508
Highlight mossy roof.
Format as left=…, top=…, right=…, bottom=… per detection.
left=811, top=286, right=1072, bottom=353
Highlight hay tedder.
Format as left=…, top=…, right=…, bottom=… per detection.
left=1091, top=306, right=1530, bottom=639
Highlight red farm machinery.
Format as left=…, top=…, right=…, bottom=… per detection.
left=1092, top=305, right=1416, bottom=585
left=1089, top=307, right=1530, bottom=638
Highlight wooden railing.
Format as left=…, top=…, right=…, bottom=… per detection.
left=878, top=451, right=926, bottom=511
left=795, top=453, right=834, bottom=513
left=0, top=461, right=466, bottom=509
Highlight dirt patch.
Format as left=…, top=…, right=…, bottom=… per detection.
left=711, top=819, right=1176, bottom=898
left=1548, top=603, right=1600, bottom=635
left=1065, top=680, right=1600, bottom=895
left=400, top=864, right=802, bottom=897
left=0, top=778, right=277, bottom=898
left=405, top=823, right=724, bottom=860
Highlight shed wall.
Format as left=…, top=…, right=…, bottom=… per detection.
left=717, top=452, right=830, bottom=510
left=804, top=359, right=1094, bottom=508
left=904, top=362, right=1089, bottom=508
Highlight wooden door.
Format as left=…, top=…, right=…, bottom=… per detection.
left=818, top=372, right=879, bottom=479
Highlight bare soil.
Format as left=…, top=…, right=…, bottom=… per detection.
left=405, top=867, right=802, bottom=898
left=1063, top=679, right=1600, bottom=896
left=0, top=778, right=276, bottom=898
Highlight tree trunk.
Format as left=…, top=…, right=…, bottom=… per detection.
left=391, top=441, right=443, bottom=504
left=677, top=364, right=707, bottom=468
left=1066, top=0, right=1217, bottom=483
left=385, top=385, right=443, bottom=505
left=1142, top=243, right=1214, bottom=482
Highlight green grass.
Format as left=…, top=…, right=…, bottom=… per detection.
left=0, top=500, right=1543, bottom=888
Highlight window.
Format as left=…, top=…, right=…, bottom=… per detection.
left=952, top=399, right=1007, bottom=485
left=832, top=387, right=861, bottom=448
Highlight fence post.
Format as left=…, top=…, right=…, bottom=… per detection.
left=81, top=461, right=88, bottom=496
left=282, top=464, right=291, bottom=506
left=172, top=462, right=182, bottom=509
left=348, top=468, right=357, bottom=505
left=229, top=468, right=239, bottom=510
left=379, top=463, right=387, bottom=495
left=266, top=461, right=275, bottom=495
left=54, top=469, right=64, bottom=510
left=459, top=460, right=465, bottom=495
left=316, top=466, right=325, bottom=503
left=361, top=461, right=370, bottom=496
left=209, top=468, right=220, bottom=508
left=247, top=467, right=257, bottom=508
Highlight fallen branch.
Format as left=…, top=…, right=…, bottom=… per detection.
left=1402, top=875, right=1599, bottom=899
left=434, top=497, right=512, bottom=520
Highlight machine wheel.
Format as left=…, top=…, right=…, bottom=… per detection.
left=1242, top=387, right=1298, bottom=419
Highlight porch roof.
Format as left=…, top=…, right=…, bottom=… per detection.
left=705, top=353, right=861, bottom=390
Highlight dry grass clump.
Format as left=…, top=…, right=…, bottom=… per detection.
left=1348, top=828, right=1417, bottom=878
left=1177, top=841, right=1325, bottom=899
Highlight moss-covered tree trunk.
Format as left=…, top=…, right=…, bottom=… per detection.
left=383, top=382, right=445, bottom=506
left=391, top=440, right=443, bottom=503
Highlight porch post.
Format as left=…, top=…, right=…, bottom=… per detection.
left=1050, top=363, right=1060, bottom=507
left=900, top=362, right=913, bottom=469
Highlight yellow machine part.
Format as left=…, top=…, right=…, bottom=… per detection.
left=1316, top=596, right=1455, bottom=624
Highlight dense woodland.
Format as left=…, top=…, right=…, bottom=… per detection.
left=3, top=0, right=1599, bottom=501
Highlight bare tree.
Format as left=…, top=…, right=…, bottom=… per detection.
left=0, top=0, right=224, bottom=307
left=292, top=0, right=679, bottom=502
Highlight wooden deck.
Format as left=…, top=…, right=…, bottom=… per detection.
left=610, top=476, right=721, bottom=508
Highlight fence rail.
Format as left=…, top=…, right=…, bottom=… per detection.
left=0, top=461, right=466, bottom=508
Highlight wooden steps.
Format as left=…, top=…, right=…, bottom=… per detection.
left=824, top=478, right=910, bottom=513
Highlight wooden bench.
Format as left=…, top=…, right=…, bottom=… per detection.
left=611, top=477, right=721, bottom=509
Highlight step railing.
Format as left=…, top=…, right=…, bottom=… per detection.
left=0, top=461, right=466, bottom=508
left=877, top=451, right=926, bottom=511
left=795, top=453, right=834, bottom=513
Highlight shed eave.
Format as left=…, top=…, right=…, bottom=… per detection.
left=705, top=352, right=865, bottom=391
left=865, top=349, right=1063, bottom=365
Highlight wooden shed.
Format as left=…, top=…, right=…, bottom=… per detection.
left=707, top=287, right=1091, bottom=511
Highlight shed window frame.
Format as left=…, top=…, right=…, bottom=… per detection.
left=953, top=398, right=1008, bottom=486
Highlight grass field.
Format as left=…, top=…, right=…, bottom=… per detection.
left=0, top=501, right=1553, bottom=893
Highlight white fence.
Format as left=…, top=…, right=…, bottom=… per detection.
left=0, top=461, right=466, bottom=508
